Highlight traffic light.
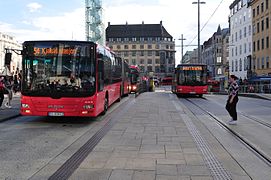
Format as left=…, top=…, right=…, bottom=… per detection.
left=4, top=52, right=12, bottom=65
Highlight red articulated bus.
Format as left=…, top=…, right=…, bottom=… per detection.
left=129, top=65, right=140, bottom=93
left=20, top=40, right=128, bottom=117
left=172, top=64, right=208, bottom=97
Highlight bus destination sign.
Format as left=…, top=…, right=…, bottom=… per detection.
left=33, top=47, right=77, bottom=56
left=181, top=66, right=203, bottom=71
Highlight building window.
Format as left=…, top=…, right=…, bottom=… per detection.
left=132, top=51, right=136, bottom=56
left=155, top=59, right=160, bottom=64
left=148, top=44, right=152, bottom=49
left=117, top=45, right=121, bottom=49
left=253, top=41, right=256, bottom=52
left=155, top=51, right=160, bottom=56
left=235, top=32, right=238, bottom=42
left=132, top=45, right=136, bottom=49
left=249, top=25, right=252, bottom=35
left=267, top=36, right=269, bottom=48
left=148, top=51, right=153, bottom=56
left=257, top=40, right=260, bottom=51
left=155, top=66, right=160, bottom=73
left=267, top=17, right=269, bottom=29
left=239, top=59, right=242, bottom=71
left=132, top=59, right=136, bottom=65
left=124, top=52, right=128, bottom=57
left=147, top=59, right=152, bottom=64
left=244, top=57, right=247, bottom=70
left=240, top=29, right=242, bottom=39
left=257, top=5, right=259, bottom=15
left=155, top=44, right=159, bottom=49
left=235, top=60, right=238, bottom=71
left=262, top=57, right=265, bottom=69
left=217, top=57, right=222, bottom=63
left=257, top=58, right=260, bottom=69
left=262, top=20, right=264, bottom=31
left=267, top=56, right=269, bottom=68
left=253, top=8, right=255, bottom=17
left=140, top=59, right=144, bottom=64
left=124, top=45, right=128, bottom=49
left=235, top=46, right=238, bottom=56
left=244, top=27, right=247, bottom=37
left=249, top=42, right=252, bottom=52
left=147, top=66, right=152, bottom=72
left=261, top=2, right=264, bottom=12
left=232, top=60, right=234, bottom=72
left=267, top=0, right=269, bottom=9
left=244, top=43, right=247, bottom=54
left=257, top=22, right=260, bottom=33
left=262, top=38, right=265, bottom=50
left=217, top=68, right=222, bottom=75
left=240, top=45, right=242, bottom=55
left=140, top=44, right=144, bottom=49
left=140, top=51, right=144, bottom=56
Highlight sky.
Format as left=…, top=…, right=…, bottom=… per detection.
left=0, top=0, right=233, bottom=62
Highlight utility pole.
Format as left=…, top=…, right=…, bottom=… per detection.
left=178, top=34, right=186, bottom=64
left=192, top=0, right=206, bottom=64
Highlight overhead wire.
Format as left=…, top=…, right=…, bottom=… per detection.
left=187, top=0, right=225, bottom=46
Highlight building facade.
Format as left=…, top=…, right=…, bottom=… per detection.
left=251, top=0, right=271, bottom=76
left=229, top=0, right=253, bottom=80
left=202, top=26, right=229, bottom=82
left=106, top=21, right=175, bottom=78
left=0, top=32, right=22, bottom=76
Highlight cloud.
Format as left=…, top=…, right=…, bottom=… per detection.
left=0, top=8, right=85, bottom=43
left=27, top=2, right=42, bottom=13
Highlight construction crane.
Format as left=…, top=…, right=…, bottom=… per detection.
left=85, top=0, right=105, bottom=45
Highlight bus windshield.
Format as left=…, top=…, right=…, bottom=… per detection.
left=177, top=66, right=207, bottom=86
left=22, top=41, right=96, bottom=98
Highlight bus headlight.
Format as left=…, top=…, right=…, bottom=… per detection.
left=21, top=104, right=29, bottom=108
left=83, top=104, right=94, bottom=109
left=132, top=85, right=137, bottom=90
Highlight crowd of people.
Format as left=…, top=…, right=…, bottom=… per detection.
left=0, top=70, right=22, bottom=109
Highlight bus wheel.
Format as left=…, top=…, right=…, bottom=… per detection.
left=102, top=97, right=108, bottom=115
left=199, top=94, right=203, bottom=98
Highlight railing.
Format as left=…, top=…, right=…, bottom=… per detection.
left=238, top=84, right=271, bottom=94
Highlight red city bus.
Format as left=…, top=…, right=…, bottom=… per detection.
left=129, top=65, right=140, bottom=93
left=120, top=58, right=130, bottom=96
left=20, top=40, right=126, bottom=117
left=172, top=64, right=208, bottom=97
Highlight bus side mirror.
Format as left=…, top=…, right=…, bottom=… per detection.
left=5, top=53, right=12, bottom=65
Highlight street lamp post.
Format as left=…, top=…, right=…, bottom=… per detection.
left=192, top=0, right=206, bottom=64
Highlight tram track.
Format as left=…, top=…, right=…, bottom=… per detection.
left=182, top=97, right=271, bottom=167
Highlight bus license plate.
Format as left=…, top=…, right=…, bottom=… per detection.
left=48, top=112, right=64, bottom=116
left=189, top=92, right=196, bottom=94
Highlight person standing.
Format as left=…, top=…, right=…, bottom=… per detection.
left=226, top=75, right=239, bottom=125
left=3, top=77, right=12, bottom=108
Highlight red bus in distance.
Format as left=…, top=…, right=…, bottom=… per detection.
left=20, top=40, right=128, bottom=117
left=172, top=64, right=208, bottom=97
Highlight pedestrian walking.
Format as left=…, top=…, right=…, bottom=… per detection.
left=0, top=77, right=5, bottom=109
left=3, top=77, right=12, bottom=108
left=226, top=75, right=239, bottom=125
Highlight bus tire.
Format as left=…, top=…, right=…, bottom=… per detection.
left=101, top=96, right=108, bottom=115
